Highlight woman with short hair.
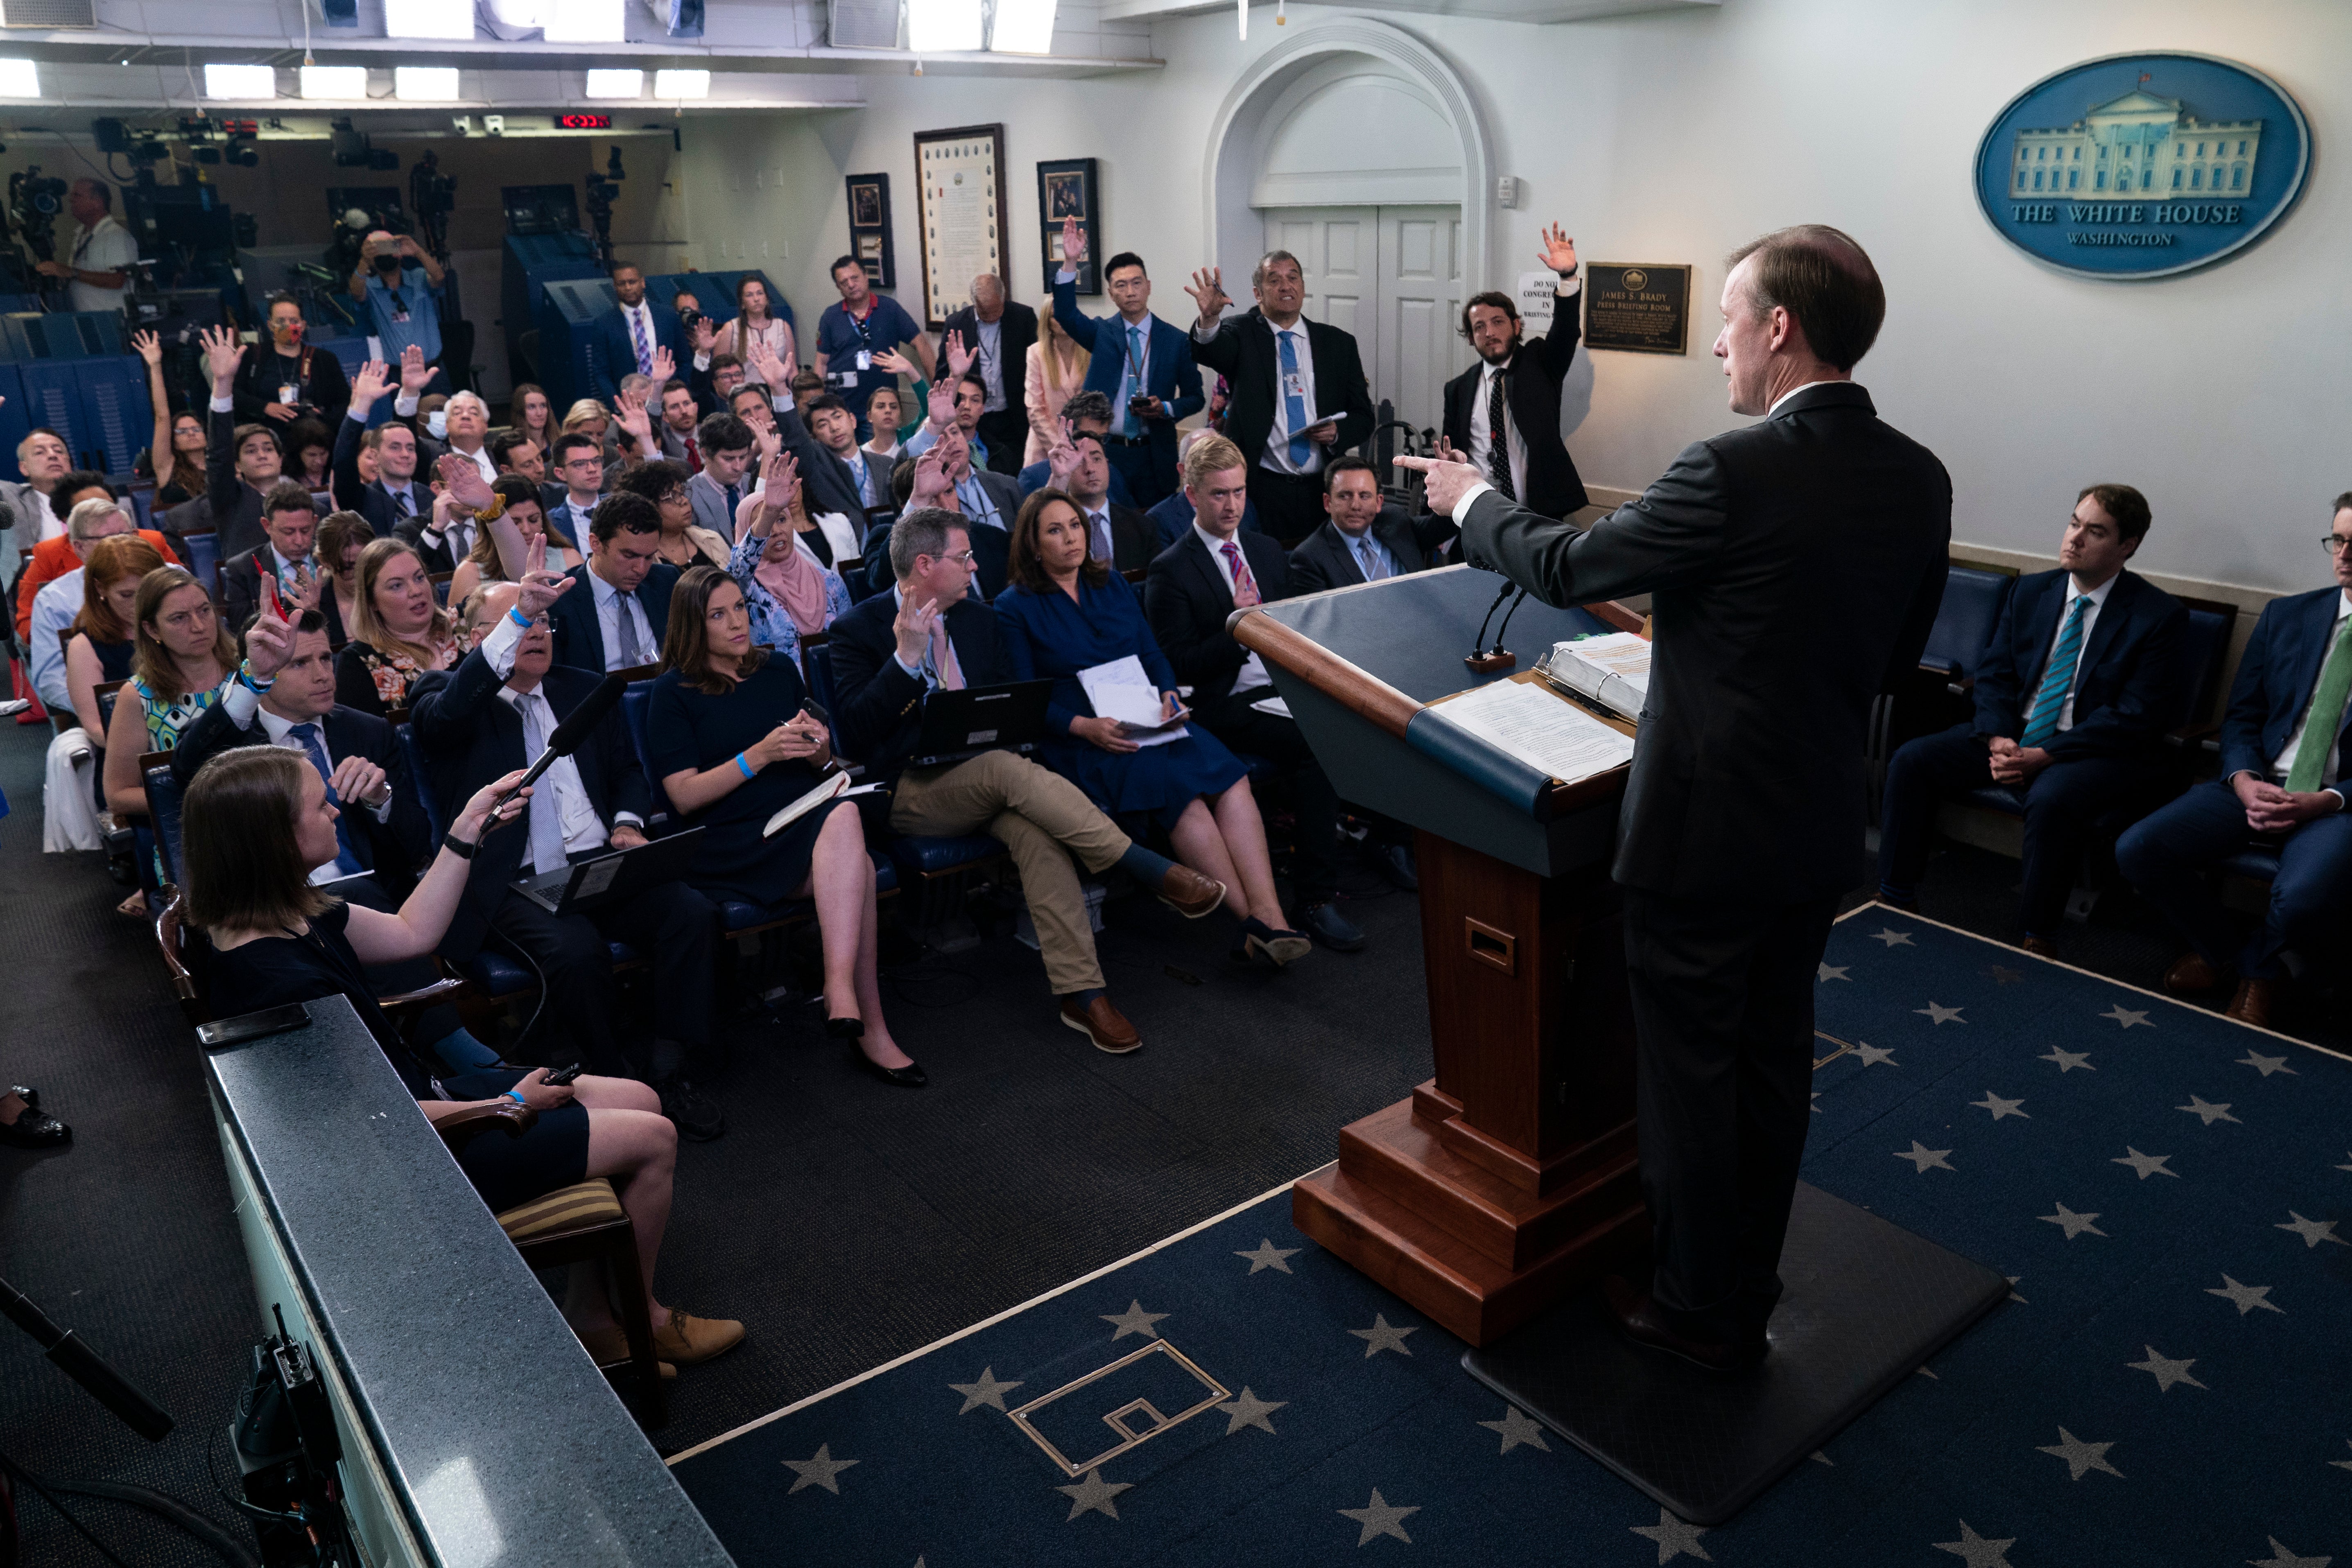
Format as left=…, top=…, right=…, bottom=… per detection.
left=615, top=458, right=729, bottom=572
left=310, top=510, right=374, bottom=650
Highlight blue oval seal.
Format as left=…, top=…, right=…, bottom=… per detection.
left=1974, top=52, right=2310, bottom=279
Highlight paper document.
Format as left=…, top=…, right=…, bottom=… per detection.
left=763, top=773, right=882, bottom=838
left=1436, top=678, right=1633, bottom=786
left=1540, top=631, right=1651, bottom=722
left=1248, top=696, right=1293, bottom=719
left=1079, top=655, right=1191, bottom=748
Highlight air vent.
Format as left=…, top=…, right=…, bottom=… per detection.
left=828, top=0, right=900, bottom=50
left=1, top=0, right=98, bottom=26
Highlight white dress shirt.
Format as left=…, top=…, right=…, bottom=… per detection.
left=449, top=441, right=498, bottom=486
left=586, top=564, right=657, bottom=671
left=477, top=613, right=642, bottom=859
left=975, top=317, right=1007, bottom=411
left=2038, top=572, right=2118, bottom=733
left=1191, top=315, right=1323, bottom=478
left=1767, top=379, right=1847, bottom=415
left=1339, top=524, right=1396, bottom=582
left=65, top=214, right=137, bottom=314
left=1466, top=355, right=1530, bottom=504
left=1192, top=521, right=1272, bottom=695
left=251, top=702, right=398, bottom=884
left=2266, top=588, right=2352, bottom=790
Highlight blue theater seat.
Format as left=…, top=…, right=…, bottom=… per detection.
left=1918, top=566, right=2014, bottom=682
left=144, top=759, right=186, bottom=888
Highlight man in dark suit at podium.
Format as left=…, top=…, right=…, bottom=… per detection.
left=1440, top=224, right=1590, bottom=521
left=1402, top=225, right=1950, bottom=1371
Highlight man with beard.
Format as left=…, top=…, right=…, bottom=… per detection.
left=1439, top=224, right=1589, bottom=521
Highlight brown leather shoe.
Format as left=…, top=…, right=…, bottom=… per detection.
left=2020, top=935, right=2059, bottom=959
left=1156, top=863, right=1227, bottom=919
left=1060, top=994, right=1142, bottom=1053
left=2162, top=951, right=2225, bottom=996
left=2225, top=977, right=2276, bottom=1029
left=653, top=1310, right=745, bottom=1365
left=1601, top=1274, right=1765, bottom=1376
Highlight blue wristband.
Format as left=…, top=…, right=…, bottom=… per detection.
left=735, top=752, right=755, bottom=780
left=508, top=607, right=532, bottom=628
left=504, top=1089, right=528, bottom=1107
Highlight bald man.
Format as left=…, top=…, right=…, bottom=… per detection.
left=940, top=272, right=1036, bottom=476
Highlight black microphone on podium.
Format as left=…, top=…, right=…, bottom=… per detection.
left=1466, top=579, right=1528, bottom=673
left=488, top=672, right=629, bottom=823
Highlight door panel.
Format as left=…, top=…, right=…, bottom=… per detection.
left=1255, top=203, right=1464, bottom=436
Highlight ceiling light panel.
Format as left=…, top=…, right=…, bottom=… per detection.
left=906, top=0, right=983, bottom=53
left=585, top=68, right=643, bottom=98
left=299, top=65, right=369, bottom=99
left=395, top=67, right=463, bottom=101
left=989, top=0, right=1056, bottom=54
left=0, top=60, right=37, bottom=98
left=542, top=0, right=626, bottom=43
left=204, top=63, right=277, bottom=98
left=653, top=69, right=709, bottom=98
left=384, top=0, right=474, bottom=40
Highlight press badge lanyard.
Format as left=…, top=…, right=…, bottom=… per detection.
left=839, top=300, right=879, bottom=385
left=278, top=346, right=314, bottom=408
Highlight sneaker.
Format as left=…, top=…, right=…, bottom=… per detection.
left=1297, top=901, right=1366, bottom=953
left=656, top=1078, right=725, bottom=1142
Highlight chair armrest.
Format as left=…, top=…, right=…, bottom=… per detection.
left=432, top=1101, right=538, bottom=1151
left=2164, top=722, right=2220, bottom=752
left=1944, top=676, right=1976, bottom=698
left=379, top=975, right=467, bottom=1015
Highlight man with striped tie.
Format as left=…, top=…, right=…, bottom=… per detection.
left=1878, top=484, right=2188, bottom=957
left=590, top=263, right=688, bottom=404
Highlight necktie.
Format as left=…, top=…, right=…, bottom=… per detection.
left=629, top=307, right=653, bottom=377
left=390, top=485, right=413, bottom=518
left=1353, top=533, right=1389, bottom=582
left=1124, top=326, right=1144, bottom=438
left=2020, top=595, right=2088, bottom=749
left=1089, top=510, right=1114, bottom=563
left=1279, top=330, right=1312, bottom=467
left=925, top=619, right=964, bottom=691
left=1221, top=541, right=1262, bottom=608
left=2284, top=615, right=2352, bottom=792
left=1486, top=367, right=1516, bottom=502
left=683, top=436, right=701, bottom=474
left=612, top=586, right=647, bottom=667
left=516, top=692, right=570, bottom=875
left=725, top=483, right=740, bottom=523
left=288, top=723, right=364, bottom=877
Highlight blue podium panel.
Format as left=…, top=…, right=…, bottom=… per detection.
left=0, top=363, right=29, bottom=482
left=535, top=276, right=616, bottom=411
left=77, top=354, right=152, bottom=476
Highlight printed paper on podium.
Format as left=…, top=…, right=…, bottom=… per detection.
left=1435, top=678, right=1633, bottom=787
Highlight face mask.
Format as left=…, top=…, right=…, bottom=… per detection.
left=425, top=411, right=448, bottom=439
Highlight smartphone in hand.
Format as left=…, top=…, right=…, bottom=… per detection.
left=543, top=1063, right=586, bottom=1086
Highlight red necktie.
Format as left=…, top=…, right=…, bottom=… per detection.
left=1221, top=541, right=1261, bottom=608
left=683, top=436, right=701, bottom=474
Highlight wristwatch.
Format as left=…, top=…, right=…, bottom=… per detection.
left=441, top=831, right=479, bottom=860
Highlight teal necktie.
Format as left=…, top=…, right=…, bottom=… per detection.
left=2020, top=596, right=2087, bottom=749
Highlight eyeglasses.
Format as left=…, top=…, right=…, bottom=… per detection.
left=2324, top=535, right=2352, bottom=556
left=943, top=549, right=977, bottom=566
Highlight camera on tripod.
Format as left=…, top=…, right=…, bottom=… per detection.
left=583, top=147, right=625, bottom=264
left=7, top=168, right=67, bottom=261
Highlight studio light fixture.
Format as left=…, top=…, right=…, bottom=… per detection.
left=204, top=63, right=278, bottom=99
left=394, top=66, right=463, bottom=101
left=542, top=0, right=626, bottom=43
left=299, top=65, right=368, bottom=99
left=988, top=0, right=1056, bottom=54
left=385, top=0, right=474, bottom=39
left=653, top=68, right=710, bottom=98
left=906, top=0, right=983, bottom=54
left=0, top=59, right=40, bottom=98
left=585, top=68, right=644, bottom=98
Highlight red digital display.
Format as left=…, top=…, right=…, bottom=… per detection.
left=555, top=113, right=613, bottom=130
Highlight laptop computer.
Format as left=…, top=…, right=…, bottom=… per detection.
left=909, top=679, right=1056, bottom=768
left=513, top=827, right=705, bottom=916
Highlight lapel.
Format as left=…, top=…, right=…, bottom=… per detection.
left=2073, top=572, right=2137, bottom=680
left=1372, top=513, right=1419, bottom=573
left=1176, top=528, right=1227, bottom=610
left=2289, top=590, right=2344, bottom=715
left=2018, top=573, right=2067, bottom=686
left=571, top=566, right=608, bottom=669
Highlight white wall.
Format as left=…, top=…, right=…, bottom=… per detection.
left=680, top=0, right=2348, bottom=594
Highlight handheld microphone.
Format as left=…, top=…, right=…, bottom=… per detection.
left=489, top=673, right=629, bottom=822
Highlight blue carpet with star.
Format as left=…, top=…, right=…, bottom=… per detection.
left=667, top=909, right=2351, bottom=1567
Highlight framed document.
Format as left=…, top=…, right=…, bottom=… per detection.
left=1583, top=264, right=1691, bottom=355
left=1036, top=157, right=1099, bottom=295
left=844, top=172, right=895, bottom=289
left=913, top=123, right=1009, bottom=330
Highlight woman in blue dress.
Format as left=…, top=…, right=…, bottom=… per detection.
left=994, top=489, right=1309, bottom=965
left=645, top=565, right=923, bottom=1085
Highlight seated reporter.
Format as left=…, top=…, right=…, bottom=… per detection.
left=412, top=565, right=724, bottom=1137
left=219, top=482, right=320, bottom=635
left=646, top=566, right=922, bottom=1086
left=726, top=456, right=852, bottom=671
left=336, top=534, right=477, bottom=718
left=548, top=491, right=680, bottom=675
left=447, top=477, right=583, bottom=608
left=1045, top=429, right=1158, bottom=576
left=615, top=457, right=730, bottom=573
left=1145, top=435, right=1365, bottom=951
left=862, top=442, right=1014, bottom=606
left=1016, top=391, right=1135, bottom=509
left=997, top=488, right=1310, bottom=966
left=1880, top=485, right=2187, bottom=956
left=182, top=745, right=741, bottom=1370
left=63, top=533, right=162, bottom=743
left=832, top=507, right=1228, bottom=1052
left=1287, top=454, right=1458, bottom=593
left=1144, top=426, right=1261, bottom=550
left=29, top=497, right=146, bottom=718
left=312, top=510, right=375, bottom=649
left=2116, top=494, right=2352, bottom=1026
left=103, top=565, right=237, bottom=822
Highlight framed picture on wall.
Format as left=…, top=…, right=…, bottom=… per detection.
left=844, top=172, right=895, bottom=289
left=913, top=123, right=1009, bottom=330
left=1036, top=158, right=1099, bottom=295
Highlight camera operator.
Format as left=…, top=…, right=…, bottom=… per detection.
left=34, top=179, right=136, bottom=315
left=348, top=230, right=449, bottom=395
left=232, top=293, right=352, bottom=436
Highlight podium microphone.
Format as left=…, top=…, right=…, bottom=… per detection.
left=489, top=672, right=629, bottom=821
left=1466, top=581, right=1527, bottom=674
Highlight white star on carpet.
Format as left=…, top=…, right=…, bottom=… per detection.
left=1338, top=1488, right=1419, bottom=1546
left=1818, top=962, right=1850, bottom=982
left=1932, top=1520, right=2017, bottom=1567
left=1988, top=964, right=2025, bottom=985
left=2112, top=1147, right=2178, bottom=1180
left=1896, top=1141, right=1956, bottom=1173
left=1854, top=1042, right=1900, bottom=1067
left=1973, top=1091, right=2029, bottom=1121
left=1810, top=1091, right=1822, bottom=1114
left=1809, top=1450, right=1836, bottom=1466
left=1631, top=1506, right=1712, bottom=1563
left=1870, top=926, right=1915, bottom=947
left=2036, top=1426, right=2124, bottom=1481
left=948, top=1367, right=1023, bottom=1414
left=2100, top=1003, right=2152, bottom=1028
left=1216, top=1387, right=1286, bottom=1435
left=2207, top=1275, right=2284, bottom=1316
left=1479, top=1405, right=1550, bottom=1455
left=2238, top=1051, right=2297, bottom=1077
left=2040, top=1046, right=2095, bottom=1072
left=1057, top=1468, right=1132, bottom=1521
left=1348, top=1313, right=1417, bottom=1358
left=2247, top=1537, right=2332, bottom=1568
left=2331, top=1440, right=2352, bottom=1473
left=1916, top=1001, right=1965, bottom=1024
left=2007, top=1275, right=2028, bottom=1303
left=2040, top=1202, right=2106, bottom=1239
left=2180, top=1095, right=2241, bottom=1126
left=2126, top=1345, right=2206, bottom=1392
left=2275, top=1211, right=2347, bottom=1249
left=1236, top=1238, right=1302, bottom=1274
left=1101, top=1300, right=1169, bottom=1340
left=783, top=1444, right=859, bottom=1495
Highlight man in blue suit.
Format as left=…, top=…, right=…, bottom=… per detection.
left=547, top=491, right=682, bottom=674
left=590, top=264, right=688, bottom=403
left=2118, top=494, right=2352, bottom=1026
left=1050, top=219, right=1201, bottom=510
left=1879, top=484, right=2187, bottom=956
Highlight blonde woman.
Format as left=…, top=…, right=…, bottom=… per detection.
left=335, top=536, right=475, bottom=716
left=1023, top=311, right=1091, bottom=465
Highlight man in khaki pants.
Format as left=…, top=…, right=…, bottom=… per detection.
left=828, top=507, right=1228, bottom=1051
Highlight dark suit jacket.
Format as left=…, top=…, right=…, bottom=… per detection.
left=169, top=698, right=430, bottom=885
left=1970, top=567, right=2188, bottom=759
left=1086, top=503, right=1158, bottom=578
left=1191, top=309, right=1375, bottom=473
left=590, top=302, right=688, bottom=402
left=394, top=512, right=480, bottom=576
left=206, top=406, right=270, bottom=561
left=829, top=591, right=1017, bottom=778
left=1457, top=381, right=1951, bottom=904
left=941, top=300, right=1038, bottom=467
left=1286, top=507, right=1457, bottom=595
left=1144, top=489, right=1260, bottom=549
left=1441, top=316, right=1588, bottom=519
left=330, top=414, right=424, bottom=538
left=545, top=560, right=680, bottom=675
left=1020, top=456, right=1133, bottom=509
left=1051, top=275, right=1202, bottom=495
left=232, top=344, right=351, bottom=435
left=2219, top=586, right=2352, bottom=786
left=777, top=401, right=871, bottom=524
left=408, top=655, right=654, bottom=961
left=859, top=470, right=1021, bottom=605
left=217, top=544, right=308, bottom=636
left=1143, top=526, right=1296, bottom=719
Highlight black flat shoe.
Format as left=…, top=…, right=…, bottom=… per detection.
left=848, top=1041, right=927, bottom=1088
left=825, top=1016, right=864, bottom=1039
left=8, top=1084, right=38, bottom=1109
left=0, top=1105, right=70, bottom=1149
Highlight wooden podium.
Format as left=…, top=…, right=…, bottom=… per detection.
left=1232, top=566, right=1651, bottom=1347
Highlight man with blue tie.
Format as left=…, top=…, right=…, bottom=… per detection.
left=547, top=492, right=680, bottom=674
left=544, top=433, right=606, bottom=547
left=1286, top=456, right=1457, bottom=595
left=591, top=263, right=688, bottom=404
left=1050, top=217, right=1202, bottom=510
left=1879, top=484, right=2187, bottom=957
left=219, top=485, right=323, bottom=636
left=2117, top=493, right=2352, bottom=1027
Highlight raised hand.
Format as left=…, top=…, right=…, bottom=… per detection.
left=286, top=564, right=323, bottom=614
left=942, top=330, right=972, bottom=378
left=923, top=375, right=959, bottom=432
left=200, top=324, right=247, bottom=391
left=891, top=591, right=939, bottom=667
left=1184, top=267, right=1230, bottom=326
left=436, top=452, right=493, bottom=511
left=649, top=344, right=676, bottom=384
left=751, top=418, right=782, bottom=474
left=398, top=343, right=434, bottom=395
left=612, top=384, right=654, bottom=448
left=1537, top=223, right=1577, bottom=275
left=690, top=316, right=719, bottom=355
left=764, top=451, right=799, bottom=514
left=132, top=329, right=163, bottom=366
left=351, top=359, right=391, bottom=410
left=515, top=538, right=576, bottom=619
left=909, top=446, right=953, bottom=507
left=751, top=337, right=789, bottom=389
left=242, top=599, right=296, bottom=679
left=1045, top=430, right=1081, bottom=491
left=1060, top=214, right=1086, bottom=268
left=872, top=347, right=916, bottom=378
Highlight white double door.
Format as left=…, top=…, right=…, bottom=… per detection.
left=1260, top=205, right=1466, bottom=436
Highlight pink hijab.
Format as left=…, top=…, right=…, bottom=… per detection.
left=739, top=487, right=832, bottom=636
